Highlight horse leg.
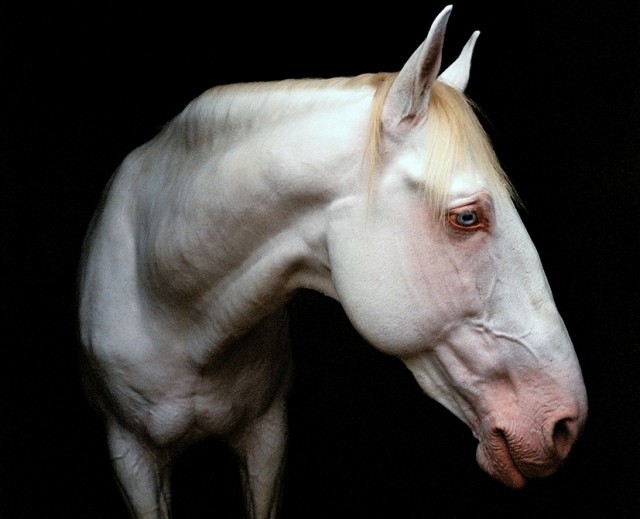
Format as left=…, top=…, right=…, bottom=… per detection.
left=107, top=419, right=173, bottom=519
left=232, top=394, right=288, bottom=519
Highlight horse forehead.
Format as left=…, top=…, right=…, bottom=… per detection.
left=448, top=169, right=492, bottom=201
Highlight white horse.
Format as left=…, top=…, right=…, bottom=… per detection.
left=78, top=6, right=588, bottom=518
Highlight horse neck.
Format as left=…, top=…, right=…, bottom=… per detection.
left=140, top=80, right=374, bottom=338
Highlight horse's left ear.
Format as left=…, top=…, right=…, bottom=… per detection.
left=438, top=30, right=480, bottom=91
left=382, top=5, right=452, bottom=127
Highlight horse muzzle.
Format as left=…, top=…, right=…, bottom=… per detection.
left=475, top=405, right=586, bottom=488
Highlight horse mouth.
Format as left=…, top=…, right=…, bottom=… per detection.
left=475, top=431, right=528, bottom=489
left=474, top=416, right=580, bottom=488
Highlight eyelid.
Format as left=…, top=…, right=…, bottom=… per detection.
left=447, top=192, right=493, bottom=209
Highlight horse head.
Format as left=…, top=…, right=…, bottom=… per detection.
left=327, top=5, right=588, bottom=488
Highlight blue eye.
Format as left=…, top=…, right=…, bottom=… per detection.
left=456, top=210, right=478, bottom=226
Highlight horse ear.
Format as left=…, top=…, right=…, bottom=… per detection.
left=382, top=5, right=452, bottom=126
left=438, top=31, right=480, bottom=91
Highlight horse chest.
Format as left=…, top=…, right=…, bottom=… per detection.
left=118, top=343, right=290, bottom=448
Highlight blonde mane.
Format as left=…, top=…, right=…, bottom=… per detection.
left=365, top=73, right=517, bottom=217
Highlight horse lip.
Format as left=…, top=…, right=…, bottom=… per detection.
left=476, top=431, right=528, bottom=489
left=477, top=426, right=567, bottom=488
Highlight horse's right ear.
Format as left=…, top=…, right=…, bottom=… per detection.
left=438, top=30, right=480, bottom=91
left=382, top=5, right=452, bottom=129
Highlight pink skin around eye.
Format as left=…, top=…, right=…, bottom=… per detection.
left=447, top=202, right=490, bottom=232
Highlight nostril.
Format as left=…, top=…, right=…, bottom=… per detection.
left=552, top=417, right=576, bottom=459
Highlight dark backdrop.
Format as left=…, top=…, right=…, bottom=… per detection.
left=3, top=1, right=639, bottom=517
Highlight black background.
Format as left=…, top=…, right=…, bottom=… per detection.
left=3, top=1, right=639, bottom=517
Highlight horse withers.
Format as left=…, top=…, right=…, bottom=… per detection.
left=78, top=5, right=587, bottom=518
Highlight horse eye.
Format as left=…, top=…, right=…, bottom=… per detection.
left=456, top=210, right=478, bottom=226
